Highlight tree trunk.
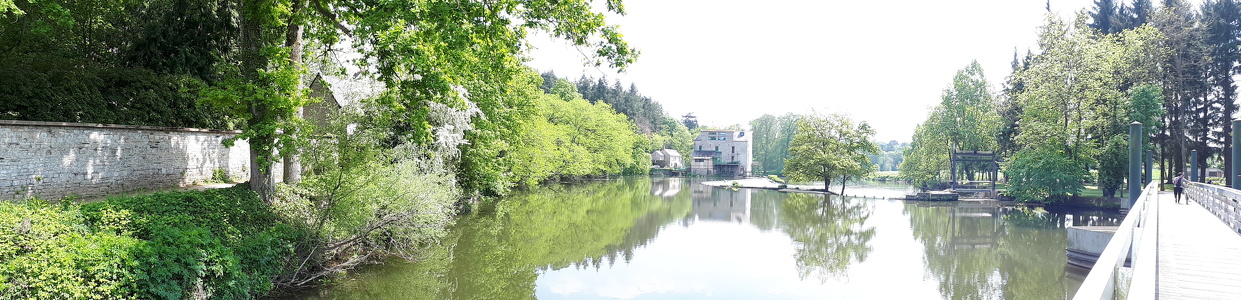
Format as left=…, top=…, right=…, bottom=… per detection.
left=822, top=168, right=832, bottom=192
left=1160, top=148, right=1167, bottom=190
left=282, top=0, right=306, bottom=184
left=840, top=175, right=847, bottom=196
left=239, top=0, right=275, bottom=203
left=250, top=144, right=276, bottom=203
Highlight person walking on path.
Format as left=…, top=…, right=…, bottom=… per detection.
left=1173, top=172, right=1185, bottom=204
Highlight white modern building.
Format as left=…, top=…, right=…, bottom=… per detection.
left=691, top=130, right=752, bottom=176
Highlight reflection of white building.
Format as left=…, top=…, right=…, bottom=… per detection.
left=692, top=184, right=751, bottom=223
left=650, top=178, right=683, bottom=198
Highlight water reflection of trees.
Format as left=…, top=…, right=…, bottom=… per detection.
left=778, top=193, right=875, bottom=282
left=303, top=182, right=897, bottom=299
left=300, top=178, right=694, bottom=300
left=690, top=188, right=877, bottom=283
left=904, top=202, right=1118, bottom=300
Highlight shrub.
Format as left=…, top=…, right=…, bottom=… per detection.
left=0, top=200, right=142, bottom=300
left=81, top=186, right=300, bottom=299
left=273, top=113, right=460, bottom=284
left=81, top=186, right=286, bottom=243
left=211, top=168, right=230, bottom=183
left=1003, top=146, right=1090, bottom=204
left=0, top=187, right=301, bottom=300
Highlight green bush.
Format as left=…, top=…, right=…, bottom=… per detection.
left=211, top=169, right=230, bottom=183
left=0, top=187, right=300, bottom=300
left=270, top=116, right=460, bottom=284
left=0, top=200, right=142, bottom=300
left=82, top=186, right=300, bottom=299
left=1003, top=146, right=1090, bottom=204
left=767, top=175, right=786, bottom=184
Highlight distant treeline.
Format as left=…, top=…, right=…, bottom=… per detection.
left=539, top=71, right=695, bottom=165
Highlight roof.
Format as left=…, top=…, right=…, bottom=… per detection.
left=308, top=74, right=342, bottom=109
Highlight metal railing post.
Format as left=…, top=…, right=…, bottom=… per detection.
left=1232, top=120, right=1241, bottom=190
left=1129, top=122, right=1142, bottom=209
left=1191, top=149, right=1199, bottom=182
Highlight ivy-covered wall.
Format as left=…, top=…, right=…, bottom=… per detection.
left=0, top=120, right=277, bottom=200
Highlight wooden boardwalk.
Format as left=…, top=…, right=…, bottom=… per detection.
left=1157, top=190, right=1241, bottom=299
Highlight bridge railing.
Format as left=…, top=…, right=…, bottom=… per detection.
left=1072, top=181, right=1159, bottom=300
left=1185, top=182, right=1241, bottom=233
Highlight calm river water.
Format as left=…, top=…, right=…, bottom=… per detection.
left=295, top=177, right=1121, bottom=300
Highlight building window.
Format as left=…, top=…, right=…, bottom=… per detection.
left=732, top=146, right=735, bottom=153
left=719, top=137, right=726, bottom=141
left=715, top=146, right=719, bottom=151
left=698, top=146, right=702, bottom=150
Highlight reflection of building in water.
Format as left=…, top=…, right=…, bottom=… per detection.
left=691, top=184, right=751, bottom=223
left=649, top=178, right=682, bottom=198
left=912, top=201, right=1004, bottom=249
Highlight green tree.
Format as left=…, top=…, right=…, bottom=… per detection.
left=0, top=0, right=19, bottom=15
left=1097, top=135, right=1129, bottom=197
left=1090, top=0, right=1119, bottom=34
left=681, top=113, right=699, bottom=130
left=749, top=113, right=802, bottom=174
left=1117, top=0, right=1154, bottom=30
left=784, top=113, right=879, bottom=193
left=1005, top=14, right=1166, bottom=203
left=1152, top=0, right=1210, bottom=182
left=900, top=61, right=998, bottom=189
left=507, top=75, right=648, bottom=186
left=540, top=72, right=694, bottom=169
left=1202, top=0, right=1240, bottom=184
left=199, top=0, right=641, bottom=201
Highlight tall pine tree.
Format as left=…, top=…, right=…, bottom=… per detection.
left=1091, top=0, right=1119, bottom=34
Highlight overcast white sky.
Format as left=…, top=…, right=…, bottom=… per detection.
left=524, top=0, right=1196, bottom=142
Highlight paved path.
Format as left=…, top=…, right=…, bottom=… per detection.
left=1157, top=190, right=1241, bottom=299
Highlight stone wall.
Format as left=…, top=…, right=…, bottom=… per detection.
left=0, top=120, right=279, bottom=200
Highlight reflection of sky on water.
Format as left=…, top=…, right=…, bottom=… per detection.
left=535, top=197, right=943, bottom=300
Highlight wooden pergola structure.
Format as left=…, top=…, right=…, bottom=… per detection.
left=950, top=149, right=1000, bottom=197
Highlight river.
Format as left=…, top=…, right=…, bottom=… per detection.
left=292, top=177, right=1121, bottom=300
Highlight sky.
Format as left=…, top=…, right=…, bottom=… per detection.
left=523, top=0, right=1191, bottom=142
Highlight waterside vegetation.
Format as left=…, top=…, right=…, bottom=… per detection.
left=901, top=0, right=1240, bottom=204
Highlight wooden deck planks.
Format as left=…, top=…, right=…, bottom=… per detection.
left=1157, top=190, right=1241, bottom=300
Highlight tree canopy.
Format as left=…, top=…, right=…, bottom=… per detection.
left=784, top=113, right=879, bottom=191
left=750, top=113, right=802, bottom=175
left=900, top=61, right=999, bottom=189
